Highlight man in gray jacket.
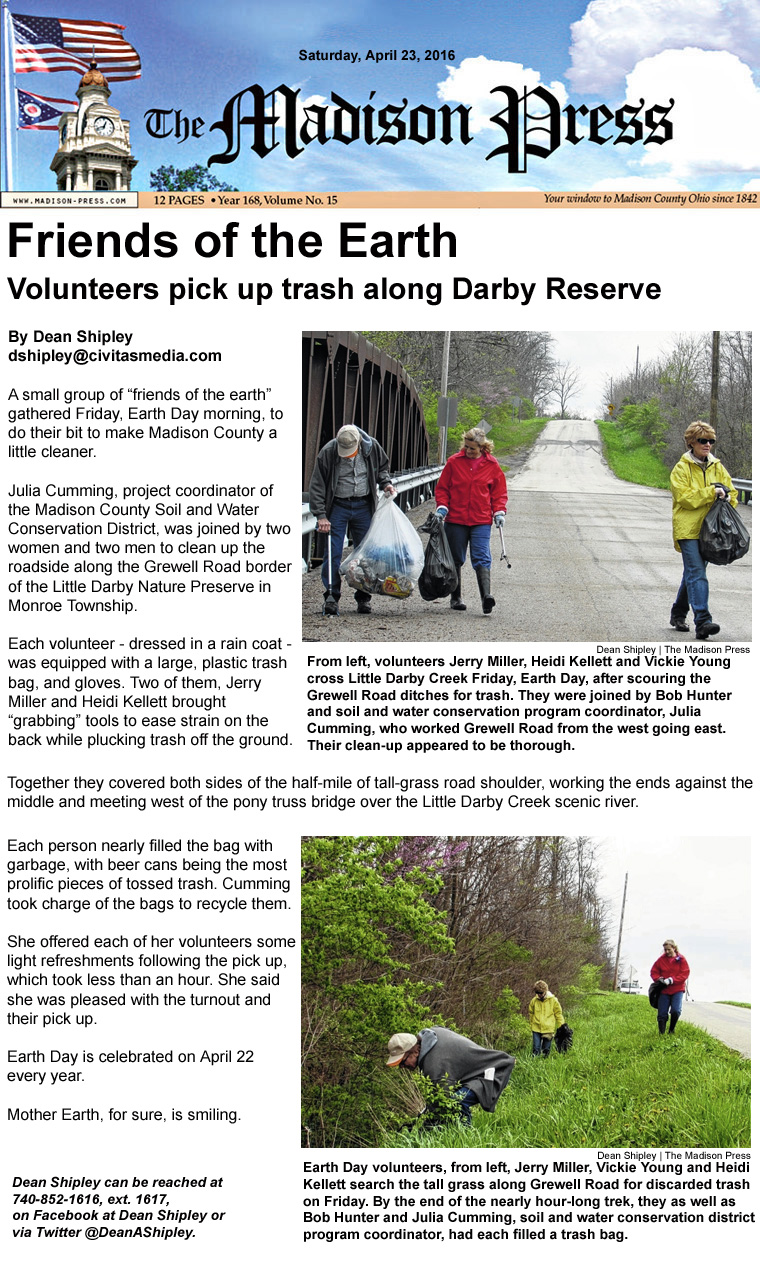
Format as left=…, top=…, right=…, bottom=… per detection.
left=309, top=424, right=394, bottom=615
left=387, top=1027, right=515, bottom=1125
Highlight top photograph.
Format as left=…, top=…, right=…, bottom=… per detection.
left=2, top=0, right=760, bottom=193
left=301, top=329, right=752, bottom=643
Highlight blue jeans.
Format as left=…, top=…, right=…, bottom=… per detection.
left=452, top=1086, right=479, bottom=1125
left=658, top=991, right=684, bottom=1033
left=532, top=1032, right=553, bottom=1057
left=322, top=497, right=373, bottom=601
left=674, top=539, right=711, bottom=624
left=444, top=522, right=492, bottom=569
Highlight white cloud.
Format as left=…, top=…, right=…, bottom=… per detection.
left=625, top=49, right=760, bottom=177
left=589, top=176, right=690, bottom=190
left=742, top=177, right=760, bottom=189
left=568, top=0, right=760, bottom=93
left=436, top=57, right=567, bottom=132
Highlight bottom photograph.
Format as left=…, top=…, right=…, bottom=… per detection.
left=301, top=835, right=750, bottom=1149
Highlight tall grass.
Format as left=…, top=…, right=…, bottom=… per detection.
left=598, top=418, right=671, bottom=488
left=383, top=994, right=750, bottom=1149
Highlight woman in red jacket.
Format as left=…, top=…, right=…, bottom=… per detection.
left=650, top=939, right=690, bottom=1035
left=435, top=429, right=508, bottom=614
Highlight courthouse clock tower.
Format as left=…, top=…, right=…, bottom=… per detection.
left=51, top=60, right=137, bottom=191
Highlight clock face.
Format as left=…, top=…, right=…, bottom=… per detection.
left=94, top=116, right=114, bottom=136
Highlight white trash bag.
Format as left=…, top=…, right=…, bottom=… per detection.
left=340, top=497, right=424, bottom=598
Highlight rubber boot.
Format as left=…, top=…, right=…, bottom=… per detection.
left=695, top=619, right=720, bottom=639
left=475, top=566, right=495, bottom=614
left=657, top=1019, right=666, bottom=1035
left=669, top=605, right=689, bottom=632
left=450, top=566, right=466, bottom=611
left=668, top=1020, right=678, bottom=1034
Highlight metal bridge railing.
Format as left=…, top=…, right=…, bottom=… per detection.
left=302, top=463, right=444, bottom=567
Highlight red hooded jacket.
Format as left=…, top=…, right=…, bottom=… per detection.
left=650, top=953, right=690, bottom=995
left=435, top=451, right=507, bottom=526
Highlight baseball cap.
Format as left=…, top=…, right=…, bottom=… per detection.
left=337, top=425, right=361, bottom=456
left=386, top=1033, right=418, bottom=1066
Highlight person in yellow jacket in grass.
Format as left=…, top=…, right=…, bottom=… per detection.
left=528, top=980, right=564, bottom=1057
left=669, top=421, right=737, bottom=640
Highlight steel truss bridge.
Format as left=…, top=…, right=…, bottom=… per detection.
left=302, top=332, right=441, bottom=564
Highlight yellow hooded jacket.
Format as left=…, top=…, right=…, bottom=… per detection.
left=670, top=451, right=737, bottom=552
left=528, top=992, right=564, bottom=1035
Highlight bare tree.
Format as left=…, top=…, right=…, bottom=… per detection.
left=550, top=361, right=583, bottom=418
left=365, top=331, right=558, bottom=414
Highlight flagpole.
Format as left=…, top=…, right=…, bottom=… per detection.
left=2, top=0, right=14, bottom=190
left=1, top=1, right=14, bottom=187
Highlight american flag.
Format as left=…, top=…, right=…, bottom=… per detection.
left=12, top=13, right=141, bottom=81
left=17, top=88, right=76, bottom=130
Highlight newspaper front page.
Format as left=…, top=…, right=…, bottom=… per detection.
left=1, top=1, right=755, bottom=1266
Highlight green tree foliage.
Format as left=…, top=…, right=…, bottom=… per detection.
left=149, top=164, right=237, bottom=191
left=363, top=331, right=551, bottom=457
left=564, top=962, right=606, bottom=1003
left=490, top=986, right=533, bottom=1051
left=618, top=398, right=668, bottom=455
left=301, top=836, right=452, bottom=1147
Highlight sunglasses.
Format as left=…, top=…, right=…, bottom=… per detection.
left=695, top=438, right=715, bottom=445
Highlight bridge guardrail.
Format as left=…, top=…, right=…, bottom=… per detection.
left=302, top=464, right=444, bottom=567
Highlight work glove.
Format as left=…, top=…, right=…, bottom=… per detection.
left=664, top=978, right=673, bottom=985
left=494, top=512, right=505, bottom=527
left=435, top=506, right=448, bottom=519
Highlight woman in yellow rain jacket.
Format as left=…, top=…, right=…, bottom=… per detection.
left=528, top=980, right=564, bottom=1057
left=670, top=422, right=737, bottom=640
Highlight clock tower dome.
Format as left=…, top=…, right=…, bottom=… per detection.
left=51, top=60, right=137, bottom=191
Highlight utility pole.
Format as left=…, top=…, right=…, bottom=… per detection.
left=438, top=331, right=451, bottom=464
left=612, top=872, right=628, bottom=991
left=710, top=331, right=720, bottom=430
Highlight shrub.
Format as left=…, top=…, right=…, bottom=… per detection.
left=564, top=963, right=605, bottom=1003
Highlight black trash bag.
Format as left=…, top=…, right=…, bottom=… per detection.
left=554, top=1022, right=574, bottom=1053
left=699, top=499, right=750, bottom=565
left=648, top=980, right=663, bottom=1009
left=418, top=511, right=458, bottom=600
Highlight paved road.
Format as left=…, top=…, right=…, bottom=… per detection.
left=681, top=1001, right=751, bottom=1057
left=302, top=420, right=751, bottom=642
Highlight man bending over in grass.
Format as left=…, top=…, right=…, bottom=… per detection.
left=386, top=1028, right=515, bottom=1126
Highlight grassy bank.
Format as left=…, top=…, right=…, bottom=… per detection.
left=718, top=1001, right=750, bottom=1009
left=598, top=418, right=671, bottom=488
left=384, top=993, right=750, bottom=1149
left=422, top=387, right=549, bottom=472
left=493, top=417, right=549, bottom=471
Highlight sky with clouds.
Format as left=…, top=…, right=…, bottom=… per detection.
left=597, top=837, right=750, bottom=1002
left=4, top=0, right=760, bottom=190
